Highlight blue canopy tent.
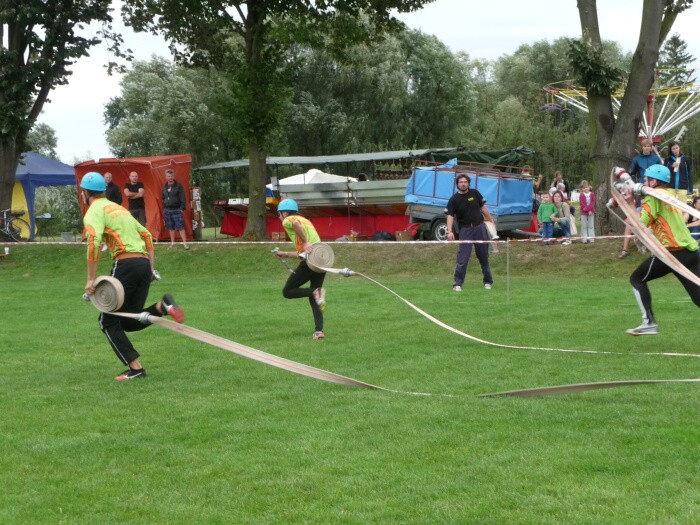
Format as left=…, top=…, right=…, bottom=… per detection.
left=14, top=152, right=75, bottom=239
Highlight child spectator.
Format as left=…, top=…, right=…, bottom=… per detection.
left=579, top=180, right=596, bottom=243
left=551, top=190, right=572, bottom=245
left=538, top=193, right=557, bottom=245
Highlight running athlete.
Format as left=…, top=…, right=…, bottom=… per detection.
left=625, top=164, right=700, bottom=335
left=273, top=198, right=327, bottom=340
left=80, top=172, right=185, bottom=380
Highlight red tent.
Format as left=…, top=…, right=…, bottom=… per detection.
left=75, top=155, right=192, bottom=242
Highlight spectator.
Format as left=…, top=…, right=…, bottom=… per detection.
left=446, top=174, right=494, bottom=290
left=124, top=171, right=146, bottom=226
left=664, top=140, right=693, bottom=201
left=685, top=195, right=700, bottom=240
left=551, top=190, right=572, bottom=245
left=630, top=139, right=662, bottom=182
left=103, top=172, right=122, bottom=205
left=162, top=169, right=190, bottom=250
left=537, top=193, right=557, bottom=245
left=579, top=180, right=596, bottom=243
left=620, top=139, right=662, bottom=258
left=550, top=171, right=570, bottom=198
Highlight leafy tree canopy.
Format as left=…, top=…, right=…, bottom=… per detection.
left=0, top=0, right=124, bottom=210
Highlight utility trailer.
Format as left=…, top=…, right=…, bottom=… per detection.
left=405, top=158, right=534, bottom=240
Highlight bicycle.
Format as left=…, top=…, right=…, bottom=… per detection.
left=0, top=209, right=31, bottom=241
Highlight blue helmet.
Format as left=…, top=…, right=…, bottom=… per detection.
left=80, top=172, right=107, bottom=192
left=645, top=164, right=670, bottom=183
left=277, top=199, right=299, bottom=213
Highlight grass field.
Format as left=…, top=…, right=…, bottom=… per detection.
left=1, top=239, right=698, bottom=524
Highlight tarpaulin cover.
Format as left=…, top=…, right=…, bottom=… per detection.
left=14, top=152, right=76, bottom=238
left=405, top=158, right=533, bottom=216
left=75, top=155, right=193, bottom=242
left=429, top=146, right=535, bottom=168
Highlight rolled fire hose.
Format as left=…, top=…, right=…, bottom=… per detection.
left=305, top=242, right=335, bottom=272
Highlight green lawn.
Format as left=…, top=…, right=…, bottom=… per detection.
left=1, top=241, right=698, bottom=524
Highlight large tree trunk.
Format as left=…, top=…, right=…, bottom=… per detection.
left=577, top=0, right=668, bottom=235
left=243, top=142, right=269, bottom=240
left=0, top=142, right=20, bottom=212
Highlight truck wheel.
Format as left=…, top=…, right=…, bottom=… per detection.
left=430, top=219, right=449, bottom=241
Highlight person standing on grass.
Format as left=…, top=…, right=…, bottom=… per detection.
left=624, top=165, right=700, bottom=336
left=664, top=140, right=693, bottom=201
left=124, top=171, right=147, bottom=226
left=537, top=192, right=557, bottom=245
left=103, top=172, right=122, bottom=205
left=620, top=139, right=662, bottom=258
left=446, top=173, right=494, bottom=291
left=162, top=169, right=190, bottom=250
left=273, top=198, right=327, bottom=340
left=579, top=180, right=596, bottom=243
left=80, top=172, right=186, bottom=380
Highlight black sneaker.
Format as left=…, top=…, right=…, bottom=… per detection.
left=115, top=368, right=147, bottom=381
left=161, top=294, right=185, bottom=323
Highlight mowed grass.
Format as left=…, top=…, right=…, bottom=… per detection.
left=0, top=240, right=698, bottom=524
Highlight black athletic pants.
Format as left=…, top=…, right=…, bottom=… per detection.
left=630, top=249, right=700, bottom=323
left=99, top=257, right=162, bottom=365
left=282, top=259, right=326, bottom=332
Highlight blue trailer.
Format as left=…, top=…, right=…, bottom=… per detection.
left=405, top=158, right=534, bottom=240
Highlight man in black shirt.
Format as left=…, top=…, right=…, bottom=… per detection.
left=124, top=171, right=146, bottom=226
left=161, top=169, right=189, bottom=250
left=104, top=172, right=123, bottom=205
left=446, top=174, right=494, bottom=291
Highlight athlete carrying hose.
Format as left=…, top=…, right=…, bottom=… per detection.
left=273, top=198, right=327, bottom=340
left=80, top=172, right=186, bottom=380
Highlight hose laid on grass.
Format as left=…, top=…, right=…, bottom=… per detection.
left=83, top=275, right=437, bottom=395
left=320, top=266, right=700, bottom=359
left=479, top=379, right=700, bottom=397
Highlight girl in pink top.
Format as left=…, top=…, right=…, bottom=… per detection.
left=579, top=180, right=596, bottom=243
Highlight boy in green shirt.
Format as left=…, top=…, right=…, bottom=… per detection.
left=537, top=193, right=557, bottom=244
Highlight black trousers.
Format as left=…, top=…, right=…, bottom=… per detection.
left=630, top=249, right=700, bottom=323
left=282, top=259, right=326, bottom=332
left=99, top=257, right=162, bottom=365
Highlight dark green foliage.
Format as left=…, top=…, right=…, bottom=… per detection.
left=658, top=33, right=696, bottom=85
left=567, top=39, right=624, bottom=97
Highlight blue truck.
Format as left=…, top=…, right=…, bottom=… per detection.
left=405, top=158, right=535, bottom=240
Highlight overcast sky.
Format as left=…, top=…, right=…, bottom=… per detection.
left=38, top=0, right=700, bottom=164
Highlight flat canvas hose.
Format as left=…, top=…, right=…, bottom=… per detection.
left=479, top=379, right=700, bottom=398
left=319, top=266, right=700, bottom=359
left=84, top=275, right=437, bottom=395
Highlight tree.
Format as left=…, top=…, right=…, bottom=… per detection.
left=104, top=57, right=241, bottom=164
left=0, top=1, right=119, bottom=212
left=122, top=0, right=434, bottom=240
left=658, top=33, right=696, bottom=85
left=571, top=0, right=692, bottom=234
left=284, top=30, right=474, bottom=155
left=26, top=123, right=59, bottom=160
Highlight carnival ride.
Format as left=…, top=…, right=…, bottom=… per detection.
left=543, top=73, right=700, bottom=145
